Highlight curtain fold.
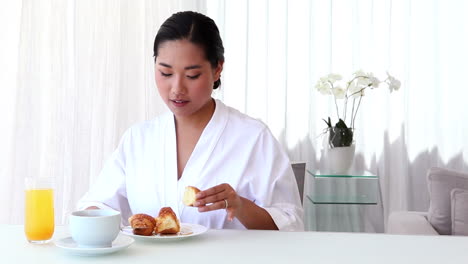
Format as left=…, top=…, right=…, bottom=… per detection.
left=0, top=0, right=205, bottom=224
left=208, top=0, right=468, bottom=231
left=0, top=0, right=22, bottom=224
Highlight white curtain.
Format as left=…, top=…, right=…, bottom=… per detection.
left=0, top=0, right=206, bottom=224
left=206, top=0, right=468, bottom=231
left=1, top=0, right=468, bottom=232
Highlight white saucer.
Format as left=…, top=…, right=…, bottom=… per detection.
left=54, top=235, right=134, bottom=256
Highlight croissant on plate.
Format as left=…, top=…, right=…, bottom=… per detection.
left=128, top=213, right=156, bottom=236
left=154, top=207, right=180, bottom=234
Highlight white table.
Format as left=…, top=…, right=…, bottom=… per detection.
left=2, top=225, right=468, bottom=263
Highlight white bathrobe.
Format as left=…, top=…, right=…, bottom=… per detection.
left=78, top=99, right=304, bottom=231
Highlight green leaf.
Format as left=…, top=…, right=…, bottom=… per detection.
left=329, top=118, right=353, bottom=147
left=323, top=117, right=332, bottom=128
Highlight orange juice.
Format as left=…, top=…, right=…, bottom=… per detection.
left=25, top=189, right=54, bottom=242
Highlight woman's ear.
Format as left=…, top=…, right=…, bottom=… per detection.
left=214, top=61, right=224, bottom=81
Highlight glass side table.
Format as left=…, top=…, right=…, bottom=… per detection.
left=304, top=170, right=383, bottom=233
left=307, top=170, right=379, bottom=204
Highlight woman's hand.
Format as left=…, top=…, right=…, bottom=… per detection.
left=193, top=183, right=242, bottom=221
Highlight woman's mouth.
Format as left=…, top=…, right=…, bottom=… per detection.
left=170, top=99, right=189, bottom=107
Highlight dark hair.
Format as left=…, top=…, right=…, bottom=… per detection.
left=153, top=11, right=224, bottom=89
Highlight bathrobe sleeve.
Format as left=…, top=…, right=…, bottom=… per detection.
left=77, top=128, right=132, bottom=221
left=248, top=127, right=304, bottom=231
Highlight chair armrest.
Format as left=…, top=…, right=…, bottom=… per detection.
left=387, top=211, right=439, bottom=235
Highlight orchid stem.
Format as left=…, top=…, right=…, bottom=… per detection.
left=352, top=95, right=363, bottom=130
left=328, top=80, right=340, bottom=121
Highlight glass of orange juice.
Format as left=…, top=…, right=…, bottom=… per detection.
left=24, top=177, right=55, bottom=244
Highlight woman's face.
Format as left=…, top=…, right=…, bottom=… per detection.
left=155, top=39, right=222, bottom=119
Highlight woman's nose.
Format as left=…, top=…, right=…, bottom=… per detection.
left=171, top=76, right=187, bottom=95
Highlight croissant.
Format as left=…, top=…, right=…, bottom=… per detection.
left=183, top=186, right=201, bottom=206
left=154, top=207, right=180, bottom=234
left=129, top=213, right=156, bottom=236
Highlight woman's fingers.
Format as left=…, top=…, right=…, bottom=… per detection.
left=197, top=199, right=227, bottom=212
left=192, top=183, right=242, bottom=220
left=194, top=192, right=226, bottom=206
left=194, top=183, right=229, bottom=206
left=227, top=208, right=235, bottom=221
left=195, top=184, right=224, bottom=199
left=193, top=183, right=239, bottom=215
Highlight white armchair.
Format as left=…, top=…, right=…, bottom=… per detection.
left=387, top=211, right=439, bottom=235
left=387, top=167, right=468, bottom=236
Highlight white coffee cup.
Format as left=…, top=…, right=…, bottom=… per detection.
left=69, top=209, right=121, bottom=248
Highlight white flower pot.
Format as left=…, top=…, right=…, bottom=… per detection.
left=326, top=144, right=355, bottom=174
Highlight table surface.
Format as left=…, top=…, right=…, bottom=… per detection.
left=2, top=225, right=468, bottom=263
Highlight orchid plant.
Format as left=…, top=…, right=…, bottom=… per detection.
left=315, top=70, right=401, bottom=148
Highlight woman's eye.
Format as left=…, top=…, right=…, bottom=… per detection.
left=160, top=71, right=172, bottom=77
left=187, top=74, right=201, bottom=80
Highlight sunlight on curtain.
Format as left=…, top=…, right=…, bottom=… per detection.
left=0, top=0, right=205, bottom=224
left=207, top=0, right=468, bottom=231
left=0, top=0, right=22, bottom=223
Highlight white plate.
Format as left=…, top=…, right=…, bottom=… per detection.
left=54, top=235, right=134, bottom=256
left=121, top=223, right=208, bottom=241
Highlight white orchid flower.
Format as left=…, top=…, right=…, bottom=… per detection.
left=327, top=73, right=342, bottom=82
left=347, top=82, right=363, bottom=98
left=315, top=81, right=332, bottom=95
left=315, top=70, right=401, bottom=142
left=368, top=74, right=381, bottom=88
left=386, top=72, right=401, bottom=92
left=356, top=77, right=371, bottom=89
left=388, top=78, right=401, bottom=92
left=353, top=69, right=366, bottom=77
left=332, top=86, right=346, bottom=99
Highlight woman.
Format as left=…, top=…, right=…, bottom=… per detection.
left=78, top=11, right=303, bottom=231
